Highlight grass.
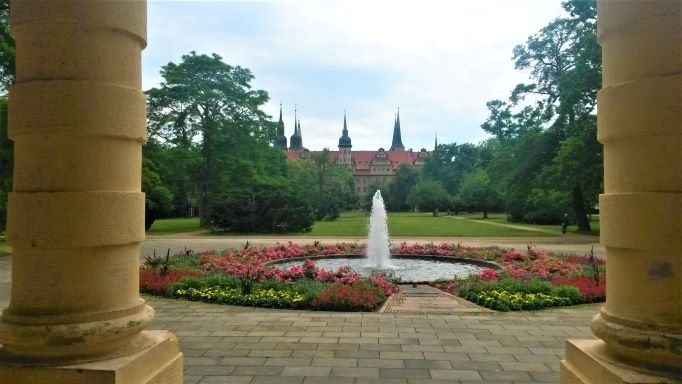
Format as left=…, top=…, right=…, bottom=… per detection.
left=147, top=212, right=599, bottom=237
left=462, top=213, right=600, bottom=236
left=147, top=217, right=201, bottom=235
left=308, top=212, right=553, bottom=237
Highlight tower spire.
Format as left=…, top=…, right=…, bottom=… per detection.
left=289, top=104, right=303, bottom=150
left=390, top=107, right=405, bottom=151
left=338, top=110, right=352, bottom=148
left=275, top=101, right=287, bottom=150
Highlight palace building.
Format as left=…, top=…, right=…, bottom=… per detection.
left=277, top=106, right=431, bottom=193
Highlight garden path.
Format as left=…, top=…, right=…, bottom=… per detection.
left=0, top=254, right=601, bottom=383
left=382, top=285, right=493, bottom=314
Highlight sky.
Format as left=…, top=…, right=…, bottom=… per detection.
left=144, top=0, right=566, bottom=151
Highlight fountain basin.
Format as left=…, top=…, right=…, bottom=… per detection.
left=265, top=255, right=500, bottom=283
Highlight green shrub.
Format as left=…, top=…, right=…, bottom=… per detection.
left=459, top=277, right=583, bottom=311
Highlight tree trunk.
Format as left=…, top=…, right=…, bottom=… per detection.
left=483, top=211, right=488, bottom=219
left=571, top=185, right=591, bottom=232
left=198, top=123, right=213, bottom=227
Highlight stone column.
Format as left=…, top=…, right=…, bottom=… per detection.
left=0, top=1, right=182, bottom=382
left=561, top=1, right=681, bottom=383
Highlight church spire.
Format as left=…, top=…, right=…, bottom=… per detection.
left=275, top=102, right=287, bottom=150
left=390, top=107, right=405, bottom=151
left=338, top=110, right=352, bottom=148
left=289, top=105, right=303, bottom=150
left=434, top=133, right=438, bottom=151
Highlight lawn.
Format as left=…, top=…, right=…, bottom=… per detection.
left=461, top=213, right=600, bottom=235
left=147, top=217, right=201, bottom=235
left=308, top=212, right=553, bottom=237
left=147, top=212, right=604, bottom=237
left=148, top=212, right=554, bottom=237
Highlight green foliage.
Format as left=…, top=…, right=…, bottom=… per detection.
left=174, top=286, right=306, bottom=308
left=459, top=277, right=581, bottom=311
left=0, top=1, right=12, bottom=231
left=522, top=189, right=571, bottom=224
left=209, top=178, right=314, bottom=233
left=473, top=0, right=601, bottom=229
left=142, top=157, right=174, bottom=230
left=288, top=149, right=357, bottom=221
left=0, top=0, right=14, bottom=93
left=384, top=165, right=420, bottom=211
left=406, top=179, right=449, bottom=216
left=146, top=51, right=279, bottom=227
left=457, top=169, right=503, bottom=218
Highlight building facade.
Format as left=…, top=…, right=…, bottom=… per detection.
left=277, top=108, right=431, bottom=194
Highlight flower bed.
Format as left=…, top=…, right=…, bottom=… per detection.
left=139, top=242, right=605, bottom=312
left=430, top=244, right=606, bottom=311
left=140, top=242, right=396, bottom=311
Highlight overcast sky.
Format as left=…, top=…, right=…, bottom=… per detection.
left=144, top=0, right=566, bottom=151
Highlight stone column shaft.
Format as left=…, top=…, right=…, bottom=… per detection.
left=0, top=0, right=176, bottom=372
left=562, top=1, right=681, bottom=382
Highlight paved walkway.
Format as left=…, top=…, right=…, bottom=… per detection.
left=383, top=285, right=493, bottom=314
left=0, top=254, right=601, bottom=383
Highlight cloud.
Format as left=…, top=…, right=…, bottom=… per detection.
left=143, top=0, right=565, bottom=150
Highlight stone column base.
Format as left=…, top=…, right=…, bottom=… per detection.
left=561, top=339, right=679, bottom=384
left=0, top=331, right=182, bottom=384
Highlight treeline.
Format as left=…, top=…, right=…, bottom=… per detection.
left=368, top=0, right=602, bottom=232
left=143, top=52, right=357, bottom=233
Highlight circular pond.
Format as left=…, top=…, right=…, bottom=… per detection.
left=269, top=255, right=497, bottom=283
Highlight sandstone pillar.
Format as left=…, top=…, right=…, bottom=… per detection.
left=0, top=1, right=182, bottom=382
left=561, top=1, right=681, bottom=383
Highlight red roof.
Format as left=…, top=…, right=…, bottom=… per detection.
left=285, top=149, right=427, bottom=170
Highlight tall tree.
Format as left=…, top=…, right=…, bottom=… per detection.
left=406, top=179, right=449, bottom=217
left=146, top=52, right=277, bottom=226
left=457, top=169, right=503, bottom=219
left=385, top=165, right=420, bottom=211
left=508, top=0, right=601, bottom=231
left=288, top=149, right=357, bottom=221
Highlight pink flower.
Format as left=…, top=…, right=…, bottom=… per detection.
left=479, top=268, right=499, bottom=281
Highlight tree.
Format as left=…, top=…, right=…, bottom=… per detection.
left=288, top=149, right=357, bottom=221
left=457, top=169, right=503, bottom=219
left=146, top=52, right=277, bottom=226
left=507, top=0, right=601, bottom=231
left=385, top=165, right=420, bottom=211
left=406, top=179, right=449, bottom=217
left=142, top=157, right=174, bottom=230
left=209, top=177, right=314, bottom=233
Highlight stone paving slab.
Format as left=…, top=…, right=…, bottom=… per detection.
left=382, top=285, right=493, bottom=314
left=0, top=254, right=602, bottom=383
left=141, top=294, right=601, bottom=384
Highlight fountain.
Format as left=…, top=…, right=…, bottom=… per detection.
left=366, top=190, right=391, bottom=269
left=268, top=189, right=499, bottom=282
